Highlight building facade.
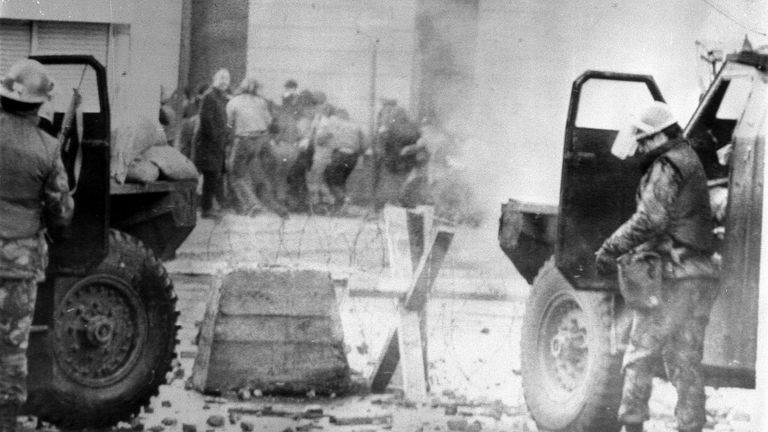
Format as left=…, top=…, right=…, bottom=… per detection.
left=0, top=0, right=183, bottom=124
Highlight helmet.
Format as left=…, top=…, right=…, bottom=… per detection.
left=611, top=101, right=677, bottom=160
left=0, top=59, right=54, bottom=104
left=632, top=101, right=677, bottom=141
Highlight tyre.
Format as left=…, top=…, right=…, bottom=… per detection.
left=521, top=259, right=623, bottom=432
left=35, top=230, right=179, bottom=428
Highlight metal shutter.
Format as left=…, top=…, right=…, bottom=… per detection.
left=34, top=22, right=109, bottom=113
left=0, top=20, right=31, bottom=75
left=34, top=22, right=108, bottom=66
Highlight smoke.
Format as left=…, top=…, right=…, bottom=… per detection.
left=414, top=0, right=768, bottom=227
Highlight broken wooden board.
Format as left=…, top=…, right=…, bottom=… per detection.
left=370, top=205, right=454, bottom=399
left=192, top=267, right=351, bottom=395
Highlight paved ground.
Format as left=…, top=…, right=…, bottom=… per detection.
left=123, top=210, right=756, bottom=432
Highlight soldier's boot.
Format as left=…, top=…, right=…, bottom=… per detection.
left=0, top=404, right=19, bottom=432
left=622, top=423, right=643, bottom=432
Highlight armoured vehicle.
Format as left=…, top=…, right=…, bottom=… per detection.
left=499, top=47, right=766, bottom=431
left=20, top=56, right=197, bottom=427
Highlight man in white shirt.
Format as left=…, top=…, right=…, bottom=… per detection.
left=226, top=78, right=287, bottom=217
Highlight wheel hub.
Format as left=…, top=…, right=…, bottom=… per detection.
left=53, top=274, right=148, bottom=387
left=85, top=315, right=115, bottom=346
left=542, top=297, right=588, bottom=395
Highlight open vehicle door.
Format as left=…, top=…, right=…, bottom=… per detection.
left=31, top=55, right=110, bottom=274
left=556, top=71, right=665, bottom=290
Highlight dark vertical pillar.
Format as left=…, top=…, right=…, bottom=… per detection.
left=188, top=0, right=248, bottom=90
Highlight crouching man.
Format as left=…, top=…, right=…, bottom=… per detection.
left=0, top=59, right=74, bottom=431
left=316, top=109, right=367, bottom=210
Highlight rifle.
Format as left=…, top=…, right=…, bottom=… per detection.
left=58, top=65, right=85, bottom=192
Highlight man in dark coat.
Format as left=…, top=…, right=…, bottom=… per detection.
left=595, top=102, right=717, bottom=432
left=194, top=69, right=230, bottom=219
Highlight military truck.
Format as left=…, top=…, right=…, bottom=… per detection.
left=18, top=56, right=197, bottom=427
left=498, top=47, right=765, bottom=431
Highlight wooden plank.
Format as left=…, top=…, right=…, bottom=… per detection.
left=397, top=309, right=428, bottom=402
left=191, top=272, right=224, bottom=391
left=383, top=205, right=414, bottom=280
left=369, top=328, right=399, bottom=392
left=403, top=230, right=454, bottom=311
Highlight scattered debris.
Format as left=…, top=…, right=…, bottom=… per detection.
left=329, top=415, right=392, bottom=426
left=480, top=328, right=490, bottom=334
left=306, top=390, right=316, bottom=398
left=240, top=421, right=254, bottom=432
left=228, top=412, right=239, bottom=425
left=206, top=415, right=226, bottom=428
left=252, top=389, right=263, bottom=397
left=444, top=405, right=458, bottom=416
left=161, top=418, right=177, bottom=427
left=161, top=401, right=172, bottom=408
left=295, top=422, right=314, bottom=432
left=204, top=396, right=228, bottom=404
left=237, top=387, right=252, bottom=400
left=182, top=424, right=197, bottom=432
left=304, top=405, right=323, bottom=418
left=467, top=420, right=482, bottom=432
left=145, top=407, right=155, bottom=414
left=147, top=426, right=164, bottom=432
left=447, top=418, right=468, bottom=431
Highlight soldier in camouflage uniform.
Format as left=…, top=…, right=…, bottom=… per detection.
left=0, top=59, right=74, bottom=431
left=595, top=102, right=717, bottom=432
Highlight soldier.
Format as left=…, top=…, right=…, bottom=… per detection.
left=0, top=59, right=74, bottom=431
left=595, top=102, right=717, bottom=432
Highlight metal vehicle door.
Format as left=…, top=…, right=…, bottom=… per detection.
left=556, top=71, right=664, bottom=290
left=31, top=55, right=110, bottom=274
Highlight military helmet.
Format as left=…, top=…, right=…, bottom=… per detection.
left=0, top=59, right=54, bottom=104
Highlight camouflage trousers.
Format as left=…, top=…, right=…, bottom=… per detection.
left=0, top=278, right=37, bottom=407
left=619, top=277, right=718, bottom=431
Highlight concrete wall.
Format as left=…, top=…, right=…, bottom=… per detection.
left=247, top=0, right=418, bottom=131
left=0, top=0, right=183, bottom=122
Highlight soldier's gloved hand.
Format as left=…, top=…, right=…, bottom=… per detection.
left=595, top=248, right=618, bottom=275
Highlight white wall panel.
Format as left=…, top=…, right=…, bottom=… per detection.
left=0, top=20, right=30, bottom=74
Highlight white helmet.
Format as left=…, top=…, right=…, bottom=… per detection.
left=611, top=101, right=677, bottom=159
left=0, top=59, right=54, bottom=104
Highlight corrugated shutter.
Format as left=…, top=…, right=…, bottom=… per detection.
left=34, top=22, right=109, bottom=66
left=0, top=20, right=32, bottom=75
left=33, top=22, right=109, bottom=113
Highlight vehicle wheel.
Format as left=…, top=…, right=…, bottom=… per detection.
left=521, top=259, right=623, bottom=432
left=37, top=230, right=179, bottom=428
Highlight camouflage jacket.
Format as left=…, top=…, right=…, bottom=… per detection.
left=599, top=139, right=717, bottom=280
left=0, top=108, right=73, bottom=279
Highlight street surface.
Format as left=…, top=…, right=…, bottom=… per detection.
left=122, top=211, right=755, bottom=432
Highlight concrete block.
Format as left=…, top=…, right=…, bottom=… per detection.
left=192, top=267, right=351, bottom=394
